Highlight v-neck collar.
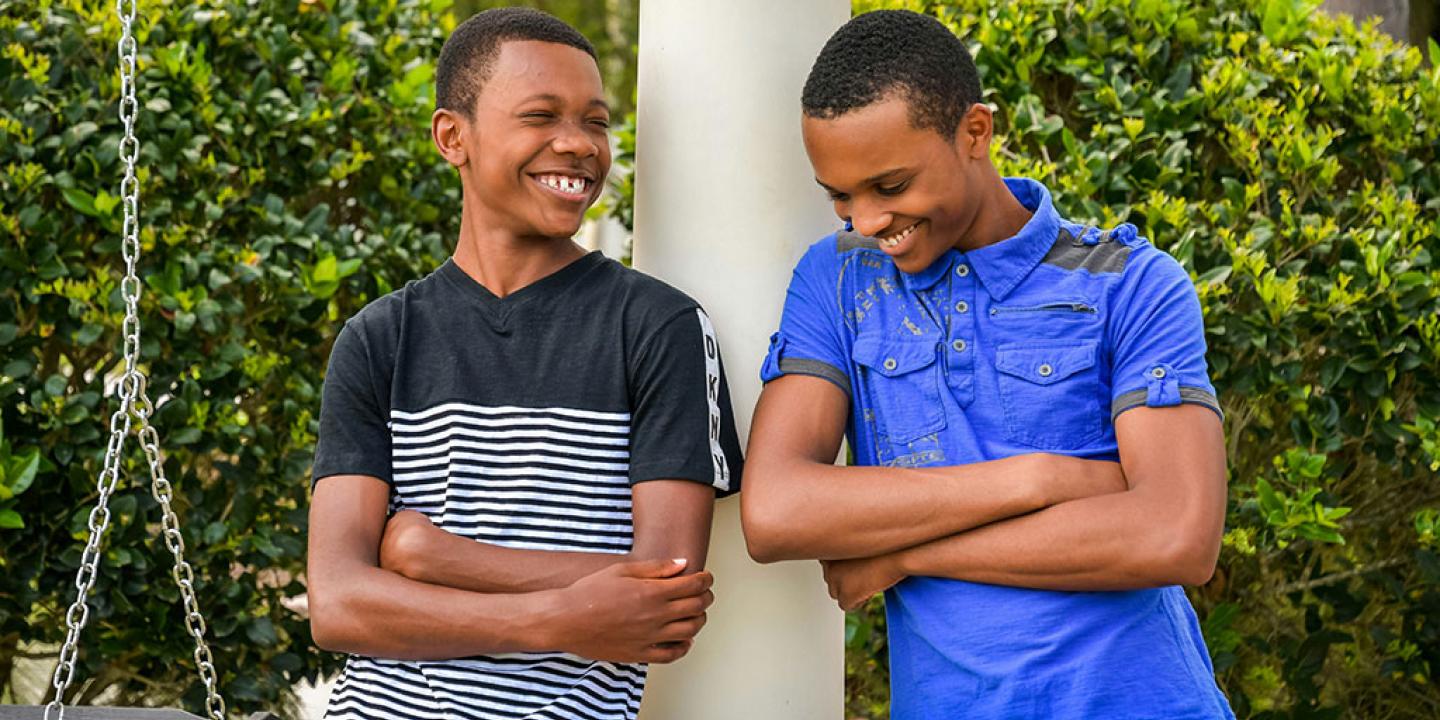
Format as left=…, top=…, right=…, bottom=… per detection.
left=437, top=250, right=606, bottom=334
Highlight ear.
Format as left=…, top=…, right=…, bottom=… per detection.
left=952, top=103, right=994, bottom=160
left=432, top=108, right=470, bottom=168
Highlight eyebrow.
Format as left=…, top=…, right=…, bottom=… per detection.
left=516, top=93, right=611, bottom=113
left=816, top=167, right=910, bottom=193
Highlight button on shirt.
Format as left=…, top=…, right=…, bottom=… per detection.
left=761, top=178, right=1231, bottom=719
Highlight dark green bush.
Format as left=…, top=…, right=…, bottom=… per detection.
left=837, top=0, right=1440, bottom=717
left=0, top=0, right=458, bottom=713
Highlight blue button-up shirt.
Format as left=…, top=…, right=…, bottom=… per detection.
left=762, top=178, right=1232, bottom=719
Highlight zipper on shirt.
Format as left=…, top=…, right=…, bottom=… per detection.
left=990, top=302, right=1098, bottom=316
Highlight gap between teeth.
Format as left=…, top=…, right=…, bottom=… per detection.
left=540, top=175, right=588, bottom=193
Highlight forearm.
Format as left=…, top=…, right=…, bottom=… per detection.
left=894, top=483, right=1219, bottom=591
left=310, top=561, right=560, bottom=660
left=745, top=454, right=1047, bottom=562
left=401, top=532, right=624, bottom=593
left=390, top=481, right=714, bottom=593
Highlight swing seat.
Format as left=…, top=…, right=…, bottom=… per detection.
left=0, top=709, right=278, bottom=720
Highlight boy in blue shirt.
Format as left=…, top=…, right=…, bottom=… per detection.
left=741, top=10, right=1234, bottom=719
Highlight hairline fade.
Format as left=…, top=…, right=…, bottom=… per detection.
left=801, top=9, right=982, bottom=139
left=435, top=7, right=598, bottom=119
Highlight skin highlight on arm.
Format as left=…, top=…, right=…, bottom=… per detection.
left=307, top=474, right=712, bottom=663
left=821, top=404, right=1227, bottom=609
left=379, top=479, right=716, bottom=592
left=741, top=373, right=1128, bottom=563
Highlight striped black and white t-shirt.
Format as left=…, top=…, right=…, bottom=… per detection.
left=311, top=251, right=744, bottom=720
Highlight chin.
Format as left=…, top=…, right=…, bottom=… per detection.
left=529, top=217, right=586, bottom=240
left=893, top=254, right=932, bottom=275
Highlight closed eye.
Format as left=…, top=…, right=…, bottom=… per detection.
left=876, top=181, right=909, bottom=196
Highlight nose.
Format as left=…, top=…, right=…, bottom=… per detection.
left=848, top=201, right=894, bottom=238
left=551, top=119, right=599, bottom=158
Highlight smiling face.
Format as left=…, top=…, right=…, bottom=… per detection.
left=803, top=94, right=992, bottom=274
left=433, top=40, right=611, bottom=241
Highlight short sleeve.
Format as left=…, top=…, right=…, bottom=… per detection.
left=760, top=240, right=851, bottom=395
left=311, top=319, right=392, bottom=486
left=1108, top=250, right=1222, bottom=421
left=627, top=307, right=745, bottom=497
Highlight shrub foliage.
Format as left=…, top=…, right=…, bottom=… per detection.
left=3, top=0, right=1439, bottom=717
left=0, top=0, right=459, bottom=713
left=839, top=0, right=1440, bottom=717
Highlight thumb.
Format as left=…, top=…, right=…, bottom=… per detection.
left=621, top=557, right=689, bottom=578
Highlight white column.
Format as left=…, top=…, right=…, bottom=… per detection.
left=631, top=1, right=850, bottom=718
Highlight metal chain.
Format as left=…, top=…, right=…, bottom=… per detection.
left=45, top=1, right=227, bottom=718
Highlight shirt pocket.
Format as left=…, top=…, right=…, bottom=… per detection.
left=852, top=334, right=946, bottom=445
left=994, top=340, right=1105, bottom=450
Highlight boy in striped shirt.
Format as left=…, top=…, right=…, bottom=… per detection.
left=306, top=8, right=743, bottom=719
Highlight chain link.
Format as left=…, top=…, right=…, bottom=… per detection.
left=45, top=1, right=228, bottom=718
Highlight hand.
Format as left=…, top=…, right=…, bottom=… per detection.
left=821, top=555, right=903, bottom=611
left=379, top=509, right=439, bottom=581
left=548, top=558, right=715, bottom=664
left=1021, top=453, right=1128, bottom=505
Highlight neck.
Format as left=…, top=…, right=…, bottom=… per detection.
left=451, top=189, right=587, bottom=298
left=953, top=172, right=1032, bottom=253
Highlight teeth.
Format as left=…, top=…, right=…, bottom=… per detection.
left=539, top=175, right=588, bottom=194
left=880, top=222, right=918, bottom=248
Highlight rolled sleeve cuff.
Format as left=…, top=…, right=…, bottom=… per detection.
left=760, top=331, right=851, bottom=396
left=775, top=357, right=851, bottom=396
left=1112, top=386, right=1223, bottom=421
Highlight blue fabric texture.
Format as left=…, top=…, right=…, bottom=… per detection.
left=763, top=178, right=1232, bottom=719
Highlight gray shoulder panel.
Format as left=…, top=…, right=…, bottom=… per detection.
left=836, top=229, right=879, bottom=253
left=1042, top=227, right=1132, bottom=275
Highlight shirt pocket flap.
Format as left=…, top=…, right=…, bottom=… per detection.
left=995, top=341, right=1099, bottom=386
left=852, top=334, right=937, bottom=377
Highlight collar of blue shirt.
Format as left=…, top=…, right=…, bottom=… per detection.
left=899, top=177, right=1063, bottom=301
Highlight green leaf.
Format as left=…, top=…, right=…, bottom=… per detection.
left=8, top=451, right=38, bottom=495
left=171, top=427, right=202, bottom=445
left=245, top=616, right=278, bottom=646
left=61, top=187, right=98, bottom=216
left=1255, top=478, right=1283, bottom=517
left=0, top=509, right=23, bottom=530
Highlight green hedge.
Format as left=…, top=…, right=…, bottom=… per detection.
left=4, top=0, right=1440, bottom=716
left=836, top=0, right=1440, bottom=717
left=0, top=0, right=459, bottom=713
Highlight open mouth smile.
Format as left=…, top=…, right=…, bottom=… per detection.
left=532, top=173, right=594, bottom=201
left=879, top=221, right=921, bottom=250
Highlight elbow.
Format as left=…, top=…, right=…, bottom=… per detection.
left=740, top=484, right=800, bottom=564
left=307, top=586, right=359, bottom=653
left=308, top=597, right=343, bottom=652
left=1155, top=532, right=1221, bottom=587
left=743, top=530, right=787, bottom=565
left=740, top=503, right=786, bottom=564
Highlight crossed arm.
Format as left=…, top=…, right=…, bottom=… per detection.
left=741, top=374, right=1227, bottom=609
left=307, top=475, right=717, bottom=661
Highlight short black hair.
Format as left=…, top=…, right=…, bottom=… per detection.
left=802, top=9, right=982, bottom=138
left=436, top=7, right=598, bottom=117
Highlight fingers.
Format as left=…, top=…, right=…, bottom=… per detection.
left=667, top=589, right=714, bottom=618
left=657, top=569, right=713, bottom=600
left=642, top=639, right=693, bottom=664
left=620, top=557, right=689, bottom=579
left=658, top=613, right=708, bottom=643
